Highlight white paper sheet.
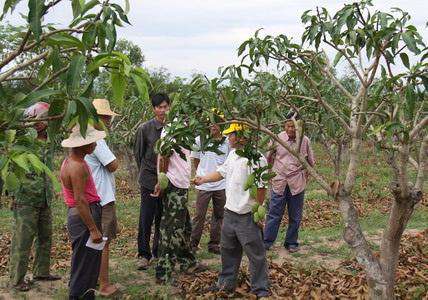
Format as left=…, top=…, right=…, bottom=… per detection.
left=85, top=236, right=108, bottom=251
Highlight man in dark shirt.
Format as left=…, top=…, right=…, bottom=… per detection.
left=134, top=93, right=170, bottom=270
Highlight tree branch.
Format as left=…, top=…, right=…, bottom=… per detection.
left=410, top=116, right=428, bottom=141
left=0, top=50, right=50, bottom=83
left=32, top=65, right=69, bottom=92
left=227, top=117, right=333, bottom=194
left=0, top=30, right=31, bottom=70
left=415, top=135, right=428, bottom=191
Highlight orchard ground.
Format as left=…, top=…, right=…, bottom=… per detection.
left=0, top=144, right=426, bottom=299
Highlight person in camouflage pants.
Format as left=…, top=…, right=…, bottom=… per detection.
left=9, top=102, right=60, bottom=291
left=155, top=184, right=195, bottom=281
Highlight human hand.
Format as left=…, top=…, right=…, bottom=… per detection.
left=90, top=228, right=103, bottom=244
left=150, top=183, right=161, bottom=197
left=191, top=176, right=204, bottom=186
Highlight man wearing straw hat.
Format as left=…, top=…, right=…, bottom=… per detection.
left=84, top=99, right=119, bottom=297
left=60, top=125, right=106, bottom=300
left=9, top=102, right=60, bottom=291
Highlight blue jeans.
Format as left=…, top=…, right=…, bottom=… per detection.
left=263, top=186, right=304, bottom=248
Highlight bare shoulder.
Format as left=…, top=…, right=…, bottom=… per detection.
left=67, top=159, right=89, bottom=178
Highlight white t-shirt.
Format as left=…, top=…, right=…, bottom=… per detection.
left=217, top=149, right=267, bottom=214
left=85, top=139, right=116, bottom=206
left=190, top=136, right=229, bottom=191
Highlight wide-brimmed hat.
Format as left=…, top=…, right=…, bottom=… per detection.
left=93, top=98, right=119, bottom=116
left=23, top=102, right=50, bottom=119
left=223, top=123, right=245, bottom=135
left=61, top=125, right=106, bottom=148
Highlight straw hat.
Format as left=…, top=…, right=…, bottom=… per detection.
left=92, top=98, right=119, bottom=116
left=61, top=125, right=106, bottom=148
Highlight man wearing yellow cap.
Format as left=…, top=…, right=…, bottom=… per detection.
left=9, top=102, right=60, bottom=291
left=193, top=123, right=269, bottom=298
left=84, top=99, right=120, bottom=296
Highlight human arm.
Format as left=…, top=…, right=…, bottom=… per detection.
left=70, top=164, right=102, bottom=243
left=133, top=126, right=145, bottom=170
left=192, top=171, right=224, bottom=186
left=94, top=140, right=119, bottom=173
left=192, top=158, right=200, bottom=172
left=256, top=188, right=266, bottom=206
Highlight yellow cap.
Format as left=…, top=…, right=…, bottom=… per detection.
left=222, top=123, right=244, bottom=135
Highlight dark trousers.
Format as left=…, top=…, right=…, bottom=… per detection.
left=138, top=186, right=162, bottom=260
left=155, top=184, right=195, bottom=280
left=263, top=185, right=305, bottom=248
left=67, top=203, right=102, bottom=300
left=190, top=189, right=226, bottom=250
left=219, top=209, right=269, bottom=297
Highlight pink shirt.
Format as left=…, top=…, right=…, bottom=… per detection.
left=270, top=132, right=315, bottom=196
left=60, top=159, right=101, bottom=208
left=166, top=148, right=191, bottom=189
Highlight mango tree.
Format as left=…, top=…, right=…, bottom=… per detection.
left=0, top=0, right=149, bottom=197
left=161, top=1, right=427, bottom=298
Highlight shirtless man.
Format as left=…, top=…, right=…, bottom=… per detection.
left=60, top=125, right=106, bottom=300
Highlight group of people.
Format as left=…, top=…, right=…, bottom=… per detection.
left=8, top=93, right=314, bottom=299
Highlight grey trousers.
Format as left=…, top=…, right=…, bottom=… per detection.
left=190, top=189, right=226, bottom=250
left=218, top=209, right=269, bottom=297
left=67, top=203, right=102, bottom=300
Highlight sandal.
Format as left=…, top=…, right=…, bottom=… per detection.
left=33, top=274, right=61, bottom=281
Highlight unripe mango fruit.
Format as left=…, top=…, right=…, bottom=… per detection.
left=158, top=172, right=169, bottom=190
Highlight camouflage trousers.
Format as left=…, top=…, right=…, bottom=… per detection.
left=155, top=184, right=196, bottom=280
left=9, top=204, right=52, bottom=285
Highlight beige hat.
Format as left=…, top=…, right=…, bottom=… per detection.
left=61, top=125, right=106, bottom=148
left=93, top=98, right=119, bottom=116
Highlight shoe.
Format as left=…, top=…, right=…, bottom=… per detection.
left=12, top=282, right=31, bottom=292
left=137, top=258, right=150, bottom=270
left=33, top=274, right=61, bottom=281
left=208, top=247, right=221, bottom=255
left=287, top=245, right=299, bottom=253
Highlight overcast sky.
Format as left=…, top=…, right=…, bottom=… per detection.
left=3, top=0, right=428, bottom=78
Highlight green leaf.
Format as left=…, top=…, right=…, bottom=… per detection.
left=76, top=96, right=97, bottom=118
left=130, top=73, right=149, bottom=102
left=81, top=0, right=99, bottom=15
left=18, top=89, right=63, bottom=106
left=1, top=0, right=23, bottom=20
left=402, top=31, right=419, bottom=54
left=405, top=85, right=416, bottom=118
left=47, top=32, right=85, bottom=50
left=399, top=53, right=410, bottom=69
left=66, top=54, right=86, bottom=97
left=47, top=98, right=66, bottom=138
left=111, top=72, right=126, bottom=106
left=71, top=0, right=81, bottom=19
left=12, top=154, right=30, bottom=172
left=26, top=153, right=44, bottom=174
left=28, top=0, right=45, bottom=41
left=42, top=164, right=61, bottom=192
left=5, top=172, right=20, bottom=192
left=5, top=130, right=16, bottom=144
left=111, top=3, right=130, bottom=25
left=333, top=51, right=343, bottom=66
left=82, top=23, right=97, bottom=49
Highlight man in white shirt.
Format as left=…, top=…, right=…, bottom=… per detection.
left=85, top=99, right=119, bottom=297
left=193, top=123, right=269, bottom=298
left=190, top=124, right=229, bottom=254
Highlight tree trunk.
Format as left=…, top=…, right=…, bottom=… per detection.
left=337, top=190, right=388, bottom=299
left=379, top=184, right=422, bottom=299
